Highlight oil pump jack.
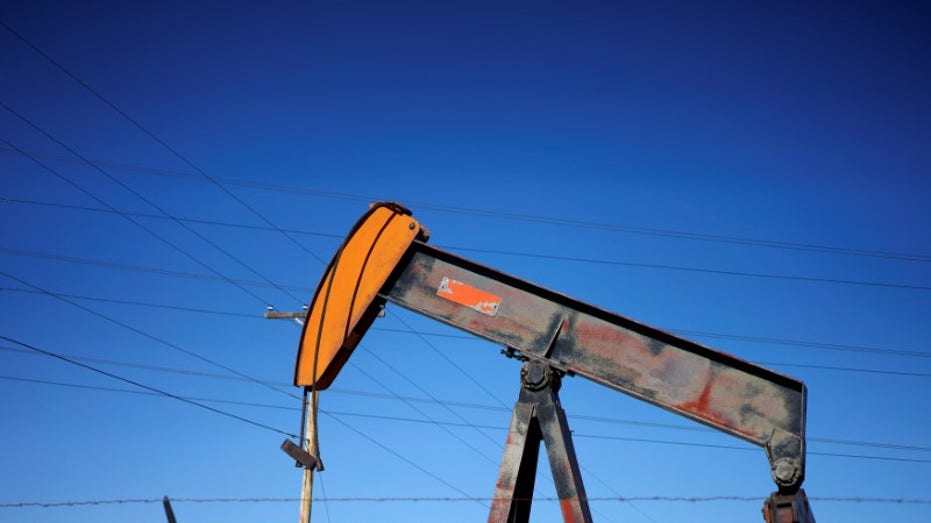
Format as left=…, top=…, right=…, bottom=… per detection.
left=291, top=202, right=816, bottom=523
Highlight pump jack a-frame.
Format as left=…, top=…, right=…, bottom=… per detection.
left=291, top=202, right=816, bottom=523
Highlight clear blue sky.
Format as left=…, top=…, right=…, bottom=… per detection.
left=2, top=1, right=929, bottom=522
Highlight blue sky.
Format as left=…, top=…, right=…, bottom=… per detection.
left=1, top=1, right=929, bottom=522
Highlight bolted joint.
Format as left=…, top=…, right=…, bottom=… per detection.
left=771, top=457, right=802, bottom=492
left=521, top=360, right=560, bottom=392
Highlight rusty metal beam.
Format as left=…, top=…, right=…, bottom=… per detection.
left=383, top=241, right=807, bottom=493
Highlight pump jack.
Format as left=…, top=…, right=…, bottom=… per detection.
left=292, top=202, right=816, bottom=523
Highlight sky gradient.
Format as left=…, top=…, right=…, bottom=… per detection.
left=2, top=2, right=930, bottom=523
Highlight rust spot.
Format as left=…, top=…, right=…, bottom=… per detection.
left=677, top=381, right=731, bottom=428
left=559, top=498, right=581, bottom=522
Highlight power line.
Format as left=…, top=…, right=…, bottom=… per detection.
left=345, top=359, right=501, bottom=465
left=0, top=246, right=314, bottom=292
left=387, top=311, right=510, bottom=408
left=7, top=20, right=924, bottom=516
left=2, top=146, right=928, bottom=264
left=0, top=22, right=328, bottom=266
left=2, top=494, right=929, bottom=508
left=0, top=270, right=300, bottom=401
left=1, top=197, right=342, bottom=240
left=4, top=284, right=929, bottom=370
left=444, top=245, right=931, bottom=292
left=0, top=369, right=490, bottom=502
left=5, top=195, right=931, bottom=294
left=0, top=109, right=304, bottom=306
left=373, top=326, right=931, bottom=362
left=674, top=329, right=931, bottom=360
left=4, top=370, right=929, bottom=456
left=0, top=336, right=295, bottom=438
left=0, top=134, right=272, bottom=306
left=317, top=408, right=488, bottom=507
left=0, top=286, right=257, bottom=319
left=7, top=372, right=929, bottom=468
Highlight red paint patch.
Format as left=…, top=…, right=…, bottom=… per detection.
left=436, top=277, right=501, bottom=316
left=677, top=381, right=731, bottom=428
left=559, top=498, right=582, bottom=522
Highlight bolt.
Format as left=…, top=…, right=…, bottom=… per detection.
left=771, top=458, right=800, bottom=488
left=521, top=361, right=550, bottom=390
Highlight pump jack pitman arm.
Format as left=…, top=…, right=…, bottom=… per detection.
left=293, top=202, right=815, bottom=522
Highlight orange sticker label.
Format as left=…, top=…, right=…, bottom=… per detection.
left=436, top=277, right=501, bottom=316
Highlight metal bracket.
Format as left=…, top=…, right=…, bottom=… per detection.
left=281, top=439, right=319, bottom=470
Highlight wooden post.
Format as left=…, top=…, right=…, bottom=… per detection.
left=263, top=307, right=320, bottom=523
left=299, top=389, right=320, bottom=523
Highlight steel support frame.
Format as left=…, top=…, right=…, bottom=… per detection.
left=489, top=361, right=593, bottom=523
left=763, top=489, right=816, bottom=523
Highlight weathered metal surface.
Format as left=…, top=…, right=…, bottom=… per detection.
left=487, top=401, right=539, bottom=523
left=437, top=276, right=502, bottom=316
left=535, top=374, right=593, bottom=523
left=385, top=242, right=807, bottom=492
left=763, top=489, right=816, bottom=523
left=488, top=361, right=592, bottom=523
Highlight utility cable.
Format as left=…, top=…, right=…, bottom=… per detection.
left=4, top=286, right=930, bottom=374
left=0, top=246, right=314, bottom=292
left=345, top=360, right=500, bottom=465
left=0, top=336, right=295, bottom=438
left=1, top=197, right=342, bottom=240
left=3, top=495, right=930, bottom=508
left=3, top=146, right=928, bottom=264
left=5, top=342, right=931, bottom=455
left=387, top=311, right=510, bottom=408
left=5, top=196, right=931, bottom=294
left=356, top=348, right=506, bottom=448
left=0, top=135, right=271, bottom=306
left=444, top=245, right=931, bottom=292
left=0, top=106, right=304, bottom=306
left=316, top=408, right=487, bottom=507
left=4, top=373, right=930, bottom=458
left=0, top=270, right=299, bottom=400
left=0, top=22, right=327, bottom=266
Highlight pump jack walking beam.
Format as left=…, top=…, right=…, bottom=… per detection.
left=293, top=202, right=816, bottom=523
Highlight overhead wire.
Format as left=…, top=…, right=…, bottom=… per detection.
left=2, top=146, right=929, bottom=264
left=0, top=246, right=314, bottom=292
left=4, top=20, right=927, bottom=515
left=0, top=22, right=328, bottom=267
left=4, top=22, right=488, bottom=500
left=4, top=285, right=930, bottom=371
left=0, top=134, right=271, bottom=306
left=0, top=336, right=295, bottom=438
left=3, top=359, right=929, bottom=455
left=444, top=245, right=931, bottom=292
left=345, top=360, right=500, bottom=464
left=7, top=373, right=931, bottom=468
left=3, top=494, right=929, bottom=508
left=4, top=196, right=930, bottom=293
left=0, top=270, right=299, bottom=400
left=1, top=197, right=343, bottom=239
left=5, top=371, right=931, bottom=466
left=0, top=108, right=305, bottom=306
left=317, top=407, right=488, bottom=507
left=0, top=291, right=480, bottom=502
